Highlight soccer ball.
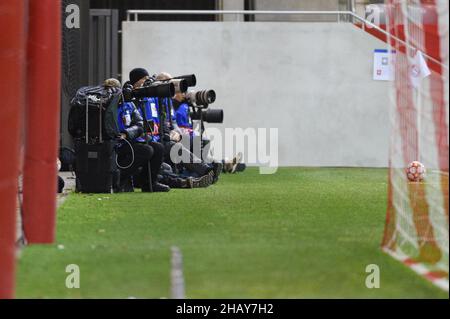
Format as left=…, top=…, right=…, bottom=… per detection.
left=406, top=161, right=426, bottom=182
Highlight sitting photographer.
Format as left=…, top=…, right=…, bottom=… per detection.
left=171, top=89, right=212, bottom=158
left=109, top=76, right=169, bottom=193
left=170, top=81, right=245, bottom=175
left=129, top=69, right=219, bottom=183
left=154, top=72, right=223, bottom=182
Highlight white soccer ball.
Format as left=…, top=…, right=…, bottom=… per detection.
left=406, top=161, right=426, bottom=182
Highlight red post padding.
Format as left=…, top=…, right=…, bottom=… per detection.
left=22, top=0, right=62, bottom=244
left=0, top=0, right=26, bottom=299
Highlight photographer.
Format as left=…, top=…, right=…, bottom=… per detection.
left=171, top=82, right=244, bottom=175
left=171, top=90, right=212, bottom=158
left=130, top=69, right=218, bottom=182
left=112, top=73, right=169, bottom=193
left=172, top=92, right=192, bottom=135
left=158, top=72, right=225, bottom=181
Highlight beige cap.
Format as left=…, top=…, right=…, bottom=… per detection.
left=103, top=78, right=121, bottom=88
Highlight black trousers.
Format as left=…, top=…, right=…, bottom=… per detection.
left=148, top=141, right=164, bottom=182
left=163, top=141, right=211, bottom=176
left=117, top=141, right=164, bottom=189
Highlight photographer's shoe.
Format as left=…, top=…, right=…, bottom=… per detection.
left=223, top=160, right=233, bottom=173
left=212, top=162, right=222, bottom=184
left=151, top=182, right=171, bottom=192
left=176, top=177, right=190, bottom=188
left=230, top=152, right=243, bottom=174
left=186, top=177, right=194, bottom=188
left=191, top=174, right=213, bottom=188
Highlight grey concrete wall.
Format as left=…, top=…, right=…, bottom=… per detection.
left=122, top=22, right=390, bottom=167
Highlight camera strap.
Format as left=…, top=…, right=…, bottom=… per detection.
left=157, top=98, right=167, bottom=142
left=137, top=100, right=153, bottom=141
left=85, top=97, right=89, bottom=144
left=99, top=99, right=103, bottom=143
left=168, top=98, right=175, bottom=129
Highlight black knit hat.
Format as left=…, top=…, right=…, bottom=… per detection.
left=129, top=68, right=149, bottom=85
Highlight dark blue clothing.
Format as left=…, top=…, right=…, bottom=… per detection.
left=117, top=102, right=135, bottom=133
left=136, top=97, right=177, bottom=142
left=174, top=102, right=191, bottom=129
left=117, top=101, right=145, bottom=142
left=136, top=97, right=161, bottom=142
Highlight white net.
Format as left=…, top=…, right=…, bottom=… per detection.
left=382, top=0, right=449, bottom=291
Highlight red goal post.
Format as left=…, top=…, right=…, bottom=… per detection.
left=0, top=0, right=26, bottom=300
left=0, top=0, right=61, bottom=299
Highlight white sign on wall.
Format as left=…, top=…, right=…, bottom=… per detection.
left=373, top=49, right=394, bottom=81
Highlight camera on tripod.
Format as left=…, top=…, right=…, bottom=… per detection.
left=186, top=89, right=223, bottom=124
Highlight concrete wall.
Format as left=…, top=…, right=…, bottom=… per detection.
left=122, top=22, right=390, bottom=167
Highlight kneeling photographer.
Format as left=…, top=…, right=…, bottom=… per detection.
left=114, top=72, right=169, bottom=193
left=128, top=69, right=219, bottom=184
left=173, top=89, right=244, bottom=175
left=154, top=72, right=222, bottom=183
left=123, top=68, right=212, bottom=189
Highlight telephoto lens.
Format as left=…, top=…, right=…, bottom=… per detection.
left=169, top=79, right=188, bottom=94
left=203, top=108, right=223, bottom=123
left=185, top=89, right=216, bottom=107
left=173, top=74, right=196, bottom=87
left=133, top=81, right=175, bottom=98
left=190, top=108, right=223, bottom=123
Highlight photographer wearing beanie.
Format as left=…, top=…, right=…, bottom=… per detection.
left=112, top=73, right=170, bottom=193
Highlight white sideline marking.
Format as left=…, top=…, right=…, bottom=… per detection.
left=409, top=263, right=429, bottom=275
left=434, top=279, right=449, bottom=291
left=170, top=246, right=186, bottom=299
left=383, top=248, right=449, bottom=292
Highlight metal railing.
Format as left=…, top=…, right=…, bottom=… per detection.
left=126, top=10, right=352, bottom=22
left=125, top=10, right=448, bottom=70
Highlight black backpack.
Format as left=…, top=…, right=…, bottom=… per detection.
left=68, top=85, right=121, bottom=141
left=59, top=146, right=76, bottom=171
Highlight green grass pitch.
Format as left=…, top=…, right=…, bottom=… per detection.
left=16, top=167, right=448, bottom=298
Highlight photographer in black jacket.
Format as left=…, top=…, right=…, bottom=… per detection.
left=110, top=77, right=169, bottom=193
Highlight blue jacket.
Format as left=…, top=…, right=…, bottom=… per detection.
left=117, top=101, right=145, bottom=142
left=136, top=97, right=177, bottom=142
left=136, top=97, right=161, bottom=142
left=174, top=102, right=191, bottom=129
